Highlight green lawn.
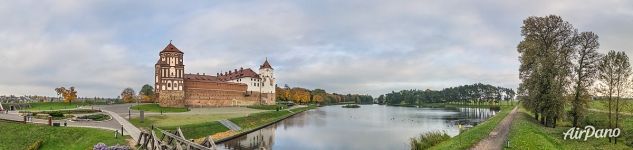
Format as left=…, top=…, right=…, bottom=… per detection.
left=589, top=99, right=633, bottom=113
left=130, top=106, right=316, bottom=140
left=0, top=120, right=129, bottom=150
left=246, top=104, right=288, bottom=110
left=506, top=107, right=632, bottom=149
left=429, top=105, right=514, bottom=150
left=130, top=103, right=189, bottom=113
left=26, top=102, right=89, bottom=110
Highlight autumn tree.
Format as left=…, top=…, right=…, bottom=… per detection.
left=121, top=88, right=136, bottom=103
left=55, top=87, right=77, bottom=104
left=139, top=84, right=155, bottom=103
left=597, top=50, right=631, bottom=143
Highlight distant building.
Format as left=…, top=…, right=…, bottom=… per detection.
left=154, top=42, right=276, bottom=107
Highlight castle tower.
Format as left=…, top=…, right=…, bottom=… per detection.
left=259, top=58, right=276, bottom=104
left=155, top=42, right=186, bottom=107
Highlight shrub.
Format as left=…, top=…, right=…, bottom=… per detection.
left=409, top=131, right=450, bottom=150
left=489, top=106, right=501, bottom=111
left=25, top=140, right=42, bottom=150
left=342, top=104, right=360, bottom=108
left=48, top=112, right=64, bottom=117
left=78, top=114, right=110, bottom=121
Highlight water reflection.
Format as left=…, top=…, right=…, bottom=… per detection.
left=218, top=105, right=499, bottom=150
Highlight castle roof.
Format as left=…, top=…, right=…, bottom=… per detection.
left=161, top=42, right=183, bottom=53
left=218, top=68, right=260, bottom=81
left=184, top=74, right=219, bottom=81
left=260, top=58, right=273, bottom=69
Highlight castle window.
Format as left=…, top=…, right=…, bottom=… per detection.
left=168, top=83, right=171, bottom=88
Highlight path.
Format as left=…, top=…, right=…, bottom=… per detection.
left=0, top=111, right=124, bottom=132
left=218, top=119, right=241, bottom=131
left=470, top=106, right=519, bottom=150
left=101, top=109, right=141, bottom=142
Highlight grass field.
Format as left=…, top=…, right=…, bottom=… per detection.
left=506, top=107, right=632, bottom=149
left=25, top=102, right=90, bottom=110
left=589, top=99, right=633, bottom=113
left=129, top=103, right=189, bottom=113
left=131, top=106, right=316, bottom=140
left=429, top=105, right=514, bottom=150
left=246, top=104, right=288, bottom=110
left=0, top=120, right=129, bottom=150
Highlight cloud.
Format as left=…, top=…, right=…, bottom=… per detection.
left=0, top=0, right=632, bottom=97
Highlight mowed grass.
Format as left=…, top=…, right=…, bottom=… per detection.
left=506, top=107, right=632, bottom=150
left=130, top=113, right=248, bottom=128
left=130, top=103, right=189, bottom=113
left=26, top=102, right=89, bottom=110
left=589, top=99, right=633, bottom=113
left=429, top=105, right=514, bottom=150
left=131, top=106, right=316, bottom=140
left=0, top=120, right=129, bottom=150
left=246, top=104, right=288, bottom=110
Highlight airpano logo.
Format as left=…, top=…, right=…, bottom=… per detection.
left=563, top=125, right=621, bottom=141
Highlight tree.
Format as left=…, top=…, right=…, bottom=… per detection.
left=55, top=87, right=77, bottom=104
left=517, top=15, right=576, bottom=127
left=121, top=88, right=136, bottom=103
left=597, top=50, right=631, bottom=143
left=138, top=84, right=155, bottom=103
left=570, top=32, right=601, bottom=127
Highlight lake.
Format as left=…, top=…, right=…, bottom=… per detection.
left=218, top=104, right=498, bottom=150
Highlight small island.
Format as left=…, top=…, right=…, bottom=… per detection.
left=342, top=104, right=360, bottom=108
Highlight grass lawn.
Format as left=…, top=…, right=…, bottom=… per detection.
left=506, top=107, right=632, bottom=149
left=0, top=120, right=129, bottom=150
left=129, top=103, right=189, bottom=113
left=429, top=105, right=514, bottom=150
left=130, top=106, right=316, bottom=140
left=589, top=99, right=633, bottom=113
left=246, top=104, right=288, bottom=110
left=25, top=102, right=91, bottom=110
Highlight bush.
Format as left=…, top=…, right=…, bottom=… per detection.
left=409, top=131, right=450, bottom=150
left=78, top=114, right=110, bottom=121
left=342, top=104, right=360, bottom=108
left=489, top=106, right=501, bottom=111
left=25, top=140, right=42, bottom=150
left=48, top=112, right=64, bottom=117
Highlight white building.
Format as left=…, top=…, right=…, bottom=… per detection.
left=217, top=58, right=276, bottom=95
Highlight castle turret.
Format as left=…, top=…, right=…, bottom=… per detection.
left=155, top=42, right=186, bottom=107
left=259, top=58, right=276, bottom=104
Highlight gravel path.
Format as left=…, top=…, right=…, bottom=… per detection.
left=471, top=106, right=519, bottom=150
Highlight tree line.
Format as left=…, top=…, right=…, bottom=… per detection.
left=276, top=84, right=373, bottom=104
left=380, top=83, right=515, bottom=106
left=517, top=15, right=628, bottom=144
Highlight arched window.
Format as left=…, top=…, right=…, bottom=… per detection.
left=168, top=83, right=171, bottom=88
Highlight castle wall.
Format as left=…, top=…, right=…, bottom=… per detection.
left=158, top=90, right=185, bottom=107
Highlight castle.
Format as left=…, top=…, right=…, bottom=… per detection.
left=154, top=42, right=276, bottom=108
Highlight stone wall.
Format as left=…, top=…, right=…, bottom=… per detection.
left=158, top=90, right=185, bottom=107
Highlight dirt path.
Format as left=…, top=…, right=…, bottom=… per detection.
left=470, top=106, right=519, bottom=150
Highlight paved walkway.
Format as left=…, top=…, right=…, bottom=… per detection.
left=218, top=119, right=241, bottom=131
left=471, top=106, right=519, bottom=150
left=100, top=109, right=141, bottom=142
left=0, top=111, right=124, bottom=132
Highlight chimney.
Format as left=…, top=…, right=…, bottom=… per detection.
left=217, top=73, right=219, bottom=76
left=234, top=69, right=238, bottom=73
left=203, top=73, right=205, bottom=75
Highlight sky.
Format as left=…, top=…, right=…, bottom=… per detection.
left=1, top=0, right=632, bottom=98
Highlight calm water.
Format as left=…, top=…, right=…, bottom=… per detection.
left=218, top=104, right=498, bottom=150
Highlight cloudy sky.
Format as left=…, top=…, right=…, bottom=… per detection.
left=1, top=0, right=632, bottom=97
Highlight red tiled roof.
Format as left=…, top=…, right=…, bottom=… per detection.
left=184, top=74, right=219, bottom=81
left=217, top=68, right=260, bottom=81
left=161, top=43, right=183, bottom=53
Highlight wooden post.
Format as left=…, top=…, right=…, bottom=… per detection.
left=48, top=116, right=52, bottom=126
left=140, top=110, right=145, bottom=123
left=121, top=125, right=124, bottom=136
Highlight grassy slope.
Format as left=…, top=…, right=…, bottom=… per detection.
left=506, top=107, right=632, bottom=150
left=26, top=102, right=87, bottom=110
left=130, top=106, right=315, bottom=140
left=589, top=99, right=633, bottom=113
left=429, top=105, right=514, bottom=150
left=0, top=120, right=129, bottom=150
left=129, top=103, right=188, bottom=112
